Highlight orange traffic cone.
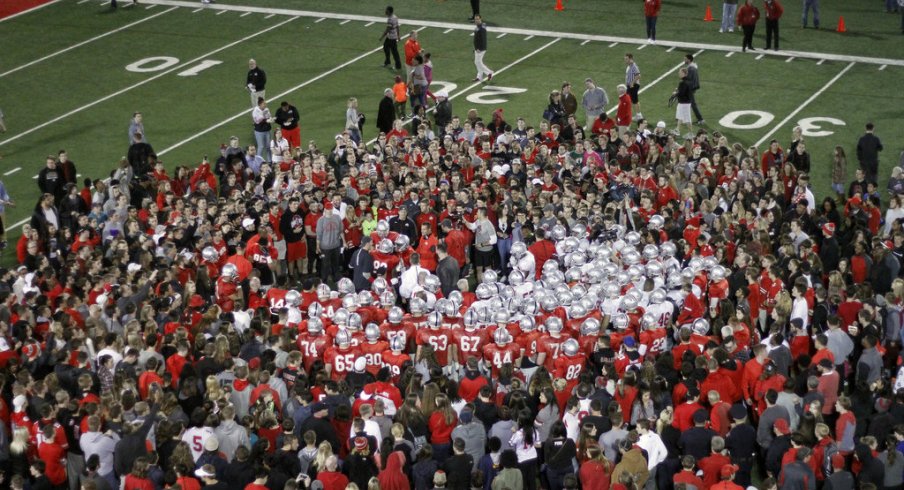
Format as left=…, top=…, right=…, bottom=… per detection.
left=836, top=16, right=846, bottom=32
left=554, top=0, right=564, bottom=11
left=704, top=4, right=714, bottom=21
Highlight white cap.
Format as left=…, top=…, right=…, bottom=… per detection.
left=435, top=90, right=448, bottom=99
left=531, top=178, right=544, bottom=186
left=127, top=263, right=141, bottom=274
left=242, top=218, right=255, bottom=229
left=656, top=121, right=666, bottom=129
left=354, top=357, right=367, bottom=373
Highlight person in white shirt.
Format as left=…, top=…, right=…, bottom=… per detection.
left=348, top=404, right=382, bottom=443
left=182, top=414, right=215, bottom=462
left=636, top=418, right=667, bottom=480
left=399, top=254, right=428, bottom=300
left=270, top=129, right=290, bottom=164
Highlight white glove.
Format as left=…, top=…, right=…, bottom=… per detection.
left=247, top=83, right=255, bottom=92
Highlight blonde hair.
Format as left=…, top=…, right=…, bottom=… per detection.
left=312, top=441, right=334, bottom=472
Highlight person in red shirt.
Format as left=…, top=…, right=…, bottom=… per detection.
left=615, top=85, right=632, bottom=130
left=699, top=438, right=733, bottom=488
left=482, top=329, right=522, bottom=378
left=416, top=312, right=452, bottom=366
left=554, top=339, right=587, bottom=392
left=673, top=389, right=704, bottom=432
left=37, top=426, right=67, bottom=488
left=736, top=0, right=760, bottom=52
left=536, top=317, right=566, bottom=372
left=166, top=341, right=190, bottom=389
left=324, top=330, right=361, bottom=381
left=440, top=220, right=468, bottom=269
left=415, top=221, right=439, bottom=271
left=427, top=394, right=458, bottom=462
left=450, top=314, right=488, bottom=364
left=763, top=0, right=784, bottom=50
left=712, top=464, right=745, bottom=490
left=360, top=324, right=389, bottom=376
left=215, top=263, right=241, bottom=313
left=381, top=336, right=411, bottom=385
left=673, top=455, right=706, bottom=489
left=644, top=0, right=662, bottom=42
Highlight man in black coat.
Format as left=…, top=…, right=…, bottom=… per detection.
left=113, top=405, right=159, bottom=477
left=299, top=402, right=341, bottom=454
left=856, top=122, right=883, bottom=183
left=436, top=243, right=460, bottom=297
left=434, top=91, right=452, bottom=135
left=127, top=131, right=154, bottom=176
left=725, top=404, right=757, bottom=488
left=779, top=446, right=817, bottom=489
left=818, top=222, right=840, bottom=274
left=377, top=88, right=396, bottom=135
left=678, top=409, right=718, bottom=460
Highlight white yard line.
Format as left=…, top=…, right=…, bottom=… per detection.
left=145, top=4, right=157, bottom=9
left=443, top=28, right=453, bottom=34
left=77, top=0, right=91, bottom=4
left=159, top=27, right=427, bottom=156
left=581, top=40, right=590, bottom=46
left=880, top=64, right=887, bottom=70
left=609, top=42, right=619, bottom=48
left=6, top=218, right=30, bottom=232
left=192, top=7, right=202, bottom=13
left=240, top=11, right=252, bottom=17
left=785, top=56, right=795, bottom=63
left=607, top=49, right=705, bottom=115
left=0, top=16, right=299, bottom=148
left=314, top=17, right=325, bottom=23
left=667, top=46, right=675, bottom=52
left=365, top=21, right=374, bottom=26
left=3, top=167, right=21, bottom=176
left=755, top=62, right=855, bottom=147
left=637, top=44, right=647, bottom=50
left=756, top=54, right=765, bottom=60
left=496, top=33, right=507, bottom=39
left=0, top=7, right=177, bottom=79
left=817, top=59, right=825, bottom=65
left=725, top=52, right=734, bottom=57
left=339, top=19, right=350, bottom=25
left=524, top=35, right=534, bottom=41
left=215, top=9, right=226, bottom=15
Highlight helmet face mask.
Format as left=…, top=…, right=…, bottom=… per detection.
left=221, top=263, right=238, bottom=279
left=424, top=275, right=441, bottom=293
left=202, top=246, right=218, bottom=263
left=377, top=239, right=395, bottom=255
left=580, top=318, right=600, bottom=336
left=372, top=277, right=389, bottom=295
left=511, top=242, right=527, bottom=258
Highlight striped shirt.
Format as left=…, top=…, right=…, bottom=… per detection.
left=626, top=61, right=640, bottom=86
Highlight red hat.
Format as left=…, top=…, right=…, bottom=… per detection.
left=849, top=195, right=862, bottom=206
left=822, top=222, right=835, bottom=237
left=354, top=437, right=368, bottom=451
left=22, top=342, right=40, bottom=359
left=248, top=357, right=261, bottom=370
left=720, top=464, right=740, bottom=478
left=324, top=202, right=333, bottom=210
left=831, top=452, right=845, bottom=469
left=774, top=419, right=791, bottom=435
left=885, top=240, right=895, bottom=250
left=189, top=294, right=205, bottom=308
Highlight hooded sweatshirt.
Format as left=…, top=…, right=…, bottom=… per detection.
left=378, top=451, right=410, bottom=490
left=213, top=419, right=250, bottom=462
left=79, top=430, right=120, bottom=476
left=450, top=421, right=486, bottom=470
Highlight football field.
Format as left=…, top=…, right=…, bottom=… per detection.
left=1, top=0, right=903, bottom=255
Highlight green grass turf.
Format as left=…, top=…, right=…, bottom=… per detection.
left=1, top=0, right=903, bottom=266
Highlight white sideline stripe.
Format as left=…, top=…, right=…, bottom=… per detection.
left=123, top=2, right=133, bottom=7
left=524, top=35, right=534, bottom=40
left=7, top=218, right=30, bottom=232
left=365, top=38, right=561, bottom=147
left=581, top=40, right=590, bottom=46
left=0, top=16, right=298, bottom=148
left=443, top=28, right=452, bottom=34
left=786, top=56, right=795, bottom=62
left=4, top=167, right=21, bottom=176
left=725, top=52, right=734, bottom=57
left=756, top=54, right=765, bottom=60
left=755, top=62, right=855, bottom=147
left=0, top=7, right=176, bottom=79
left=817, top=59, right=825, bottom=65
left=365, top=21, right=374, bottom=26
left=609, top=42, right=618, bottom=48
left=880, top=64, right=887, bottom=70
left=159, top=27, right=426, bottom=156
left=215, top=9, right=225, bottom=15
left=240, top=11, right=251, bottom=17
left=339, top=19, right=349, bottom=24
left=607, top=49, right=704, bottom=116
left=192, top=7, right=202, bottom=12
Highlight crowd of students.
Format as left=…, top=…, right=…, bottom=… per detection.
left=1, top=60, right=903, bottom=490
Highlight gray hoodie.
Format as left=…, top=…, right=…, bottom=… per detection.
left=79, top=431, right=120, bottom=476
left=213, top=419, right=250, bottom=462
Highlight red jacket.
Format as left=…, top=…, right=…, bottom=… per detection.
left=38, top=442, right=67, bottom=486
left=644, top=0, right=661, bottom=17
left=616, top=93, right=633, bottom=127
left=428, top=411, right=458, bottom=444
left=737, top=4, right=760, bottom=26
left=764, top=0, right=783, bottom=20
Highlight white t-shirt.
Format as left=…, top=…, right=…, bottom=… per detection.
left=182, top=426, right=215, bottom=462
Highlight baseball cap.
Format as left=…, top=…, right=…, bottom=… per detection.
left=195, top=465, right=216, bottom=478
left=729, top=404, right=747, bottom=420
left=354, top=436, right=368, bottom=451
left=311, top=402, right=328, bottom=413
left=693, top=409, right=708, bottom=424
left=623, top=336, right=636, bottom=348
left=774, top=419, right=791, bottom=435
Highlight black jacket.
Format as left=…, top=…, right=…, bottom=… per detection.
left=113, top=408, right=159, bottom=477
left=223, top=459, right=255, bottom=489
left=434, top=99, right=453, bottom=132
left=856, top=132, right=883, bottom=166
left=544, top=437, right=577, bottom=471
left=473, top=23, right=487, bottom=51
left=344, top=452, right=379, bottom=489
left=437, top=256, right=460, bottom=297
left=442, top=453, right=475, bottom=490
left=377, top=96, right=396, bottom=134
left=299, top=416, right=341, bottom=454
left=247, top=67, right=267, bottom=91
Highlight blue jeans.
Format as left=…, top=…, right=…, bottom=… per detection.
left=722, top=3, right=737, bottom=31
left=254, top=130, right=272, bottom=162
left=802, top=0, right=820, bottom=27
left=497, top=237, right=512, bottom=272
left=645, top=16, right=657, bottom=39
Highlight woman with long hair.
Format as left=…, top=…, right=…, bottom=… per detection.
left=8, top=426, right=34, bottom=477
left=345, top=436, right=379, bottom=489
left=579, top=445, right=613, bottom=490
left=428, top=393, right=458, bottom=463
left=377, top=451, right=410, bottom=490
left=123, top=456, right=154, bottom=490
left=509, top=411, right=540, bottom=490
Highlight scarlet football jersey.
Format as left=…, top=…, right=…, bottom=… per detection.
left=381, top=350, right=412, bottom=382
left=297, top=333, right=331, bottom=371
left=416, top=328, right=452, bottom=365
left=482, top=343, right=522, bottom=377
left=324, top=345, right=362, bottom=380
left=554, top=354, right=587, bottom=387
left=359, top=340, right=389, bottom=376
left=639, top=328, right=668, bottom=358
left=451, top=329, right=488, bottom=363
left=537, top=334, right=565, bottom=372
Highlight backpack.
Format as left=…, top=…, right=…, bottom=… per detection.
left=407, top=426, right=427, bottom=453
left=822, top=439, right=840, bottom=477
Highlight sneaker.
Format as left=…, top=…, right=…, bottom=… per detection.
left=696, top=119, right=705, bottom=125
left=647, top=38, right=652, bottom=43
left=650, top=39, right=656, bottom=44
left=472, top=77, right=481, bottom=82
left=728, top=28, right=734, bottom=32
left=487, top=73, right=493, bottom=82
left=719, top=28, right=724, bottom=33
